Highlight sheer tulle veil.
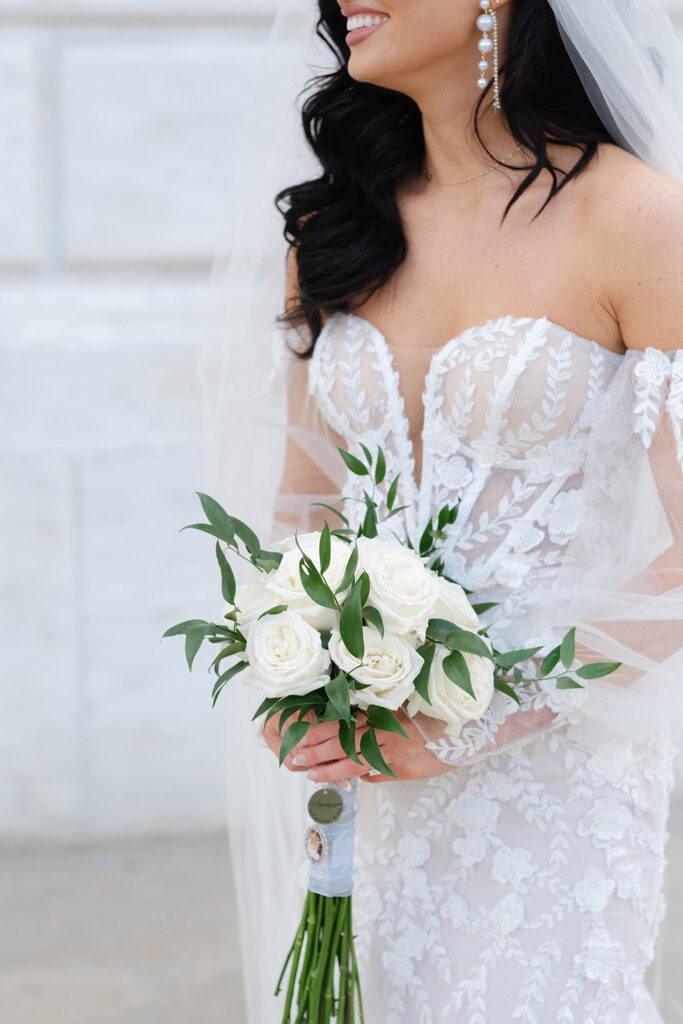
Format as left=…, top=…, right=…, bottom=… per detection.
left=196, top=2, right=683, bottom=1020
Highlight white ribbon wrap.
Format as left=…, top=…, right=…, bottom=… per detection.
left=307, top=779, right=358, bottom=898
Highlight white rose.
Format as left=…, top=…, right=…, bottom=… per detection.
left=432, top=578, right=481, bottom=631
left=328, top=625, right=423, bottom=711
left=355, top=537, right=440, bottom=641
left=230, top=579, right=279, bottom=638
left=265, top=531, right=351, bottom=631
left=245, top=609, right=330, bottom=697
left=405, top=642, right=494, bottom=737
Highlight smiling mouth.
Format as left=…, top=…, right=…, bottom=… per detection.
left=345, top=12, right=390, bottom=44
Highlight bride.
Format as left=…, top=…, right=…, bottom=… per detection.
left=204, top=0, right=683, bottom=1021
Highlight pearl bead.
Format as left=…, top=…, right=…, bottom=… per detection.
left=478, top=59, right=490, bottom=72
left=477, top=37, right=493, bottom=54
left=477, top=77, right=488, bottom=89
left=477, top=13, right=494, bottom=31
left=479, top=0, right=490, bottom=9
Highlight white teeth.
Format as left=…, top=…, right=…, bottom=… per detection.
left=347, top=13, right=389, bottom=31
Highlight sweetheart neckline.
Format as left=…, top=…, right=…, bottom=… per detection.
left=315, top=310, right=626, bottom=515
left=325, top=311, right=626, bottom=364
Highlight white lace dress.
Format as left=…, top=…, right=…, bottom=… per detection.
left=306, top=311, right=681, bottom=1024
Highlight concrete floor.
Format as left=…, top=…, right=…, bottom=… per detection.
left=0, top=834, right=246, bottom=1024
left=1, top=810, right=682, bottom=1024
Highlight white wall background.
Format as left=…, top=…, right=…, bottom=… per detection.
left=2, top=0, right=683, bottom=842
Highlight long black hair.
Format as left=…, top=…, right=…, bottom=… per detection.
left=275, top=0, right=619, bottom=354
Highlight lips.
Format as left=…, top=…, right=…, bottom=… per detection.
left=340, top=5, right=389, bottom=16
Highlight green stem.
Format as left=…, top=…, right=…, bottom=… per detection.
left=337, top=901, right=349, bottom=1024
left=322, top=898, right=346, bottom=1021
left=281, top=891, right=311, bottom=1022
left=294, top=892, right=325, bottom=1023
left=295, top=892, right=320, bottom=1010
left=309, top=896, right=336, bottom=1020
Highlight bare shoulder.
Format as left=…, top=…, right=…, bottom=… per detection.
left=586, top=143, right=683, bottom=351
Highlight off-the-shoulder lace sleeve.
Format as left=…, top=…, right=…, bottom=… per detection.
left=631, top=346, right=683, bottom=465
left=414, top=345, right=683, bottom=769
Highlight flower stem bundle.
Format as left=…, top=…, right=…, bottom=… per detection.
left=275, top=891, right=363, bottom=1023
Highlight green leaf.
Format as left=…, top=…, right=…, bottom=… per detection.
left=278, top=721, right=311, bottom=766
left=560, top=627, right=576, bottom=670
left=253, top=549, right=282, bottom=572
left=299, top=560, right=339, bottom=611
left=419, top=520, right=434, bottom=557
left=360, top=728, right=397, bottom=778
left=338, top=718, right=362, bottom=764
left=359, top=442, right=373, bottom=466
left=325, top=673, right=351, bottom=722
left=556, top=676, right=584, bottom=690
left=575, top=661, right=622, bottom=679
left=494, top=679, right=521, bottom=705
left=358, top=570, right=371, bottom=608
left=444, top=626, right=494, bottom=662
left=311, top=502, right=350, bottom=527
left=211, top=659, right=248, bottom=706
left=363, top=605, right=384, bottom=638
left=264, top=694, right=319, bottom=727
left=209, top=643, right=244, bottom=674
left=251, top=696, right=281, bottom=721
left=413, top=643, right=435, bottom=705
left=540, top=645, right=561, bottom=678
left=494, top=646, right=543, bottom=670
left=211, top=659, right=247, bottom=699
left=319, top=522, right=331, bottom=575
left=180, top=522, right=235, bottom=544
left=257, top=604, right=288, bottom=619
left=375, top=446, right=386, bottom=485
left=426, top=618, right=460, bottom=644
left=335, top=543, right=359, bottom=595
left=471, top=601, right=498, bottom=615
left=360, top=491, right=378, bottom=539
left=366, top=705, right=409, bottom=739
left=215, top=542, right=236, bottom=604
left=384, top=504, right=411, bottom=521
left=386, top=473, right=400, bottom=511
left=336, top=446, right=369, bottom=477
left=161, top=619, right=210, bottom=640
left=340, top=580, right=364, bottom=660
left=442, top=650, right=475, bottom=698
left=186, top=623, right=212, bottom=670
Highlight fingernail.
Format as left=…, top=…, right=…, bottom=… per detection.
left=293, top=754, right=306, bottom=766
left=307, top=770, right=318, bottom=781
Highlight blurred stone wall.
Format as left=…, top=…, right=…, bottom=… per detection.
left=1, top=1, right=682, bottom=841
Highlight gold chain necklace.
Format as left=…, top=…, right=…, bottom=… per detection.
left=422, top=143, right=525, bottom=185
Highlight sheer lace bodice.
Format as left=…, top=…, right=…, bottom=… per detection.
left=302, top=311, right=681, bottom=1024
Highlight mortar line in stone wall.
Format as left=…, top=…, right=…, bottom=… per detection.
left=67, top=459, right=91, bottom=838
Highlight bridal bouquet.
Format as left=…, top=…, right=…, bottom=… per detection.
left=163, top=443, right=620, bottom=1024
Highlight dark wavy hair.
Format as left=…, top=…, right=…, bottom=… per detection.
left=275, top=0, right=619, bottom=354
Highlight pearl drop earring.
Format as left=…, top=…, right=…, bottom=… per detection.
left=476, top=0, right=500, bottom=111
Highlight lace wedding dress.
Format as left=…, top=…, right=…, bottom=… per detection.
left=305, top=310, right=682, bottom=1024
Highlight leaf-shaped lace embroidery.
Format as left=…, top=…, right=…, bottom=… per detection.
left=631, top=347, right=672, bottom=447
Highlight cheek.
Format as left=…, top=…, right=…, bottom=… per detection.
left=349, top=7, right=473, bottom=83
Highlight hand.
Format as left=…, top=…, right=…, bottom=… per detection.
left=260, top=707, right=454, bottom=785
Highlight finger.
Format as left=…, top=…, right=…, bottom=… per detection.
left=299, top=721, right=340, bottom=747
left=294, top=725, right=384, bottom=768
